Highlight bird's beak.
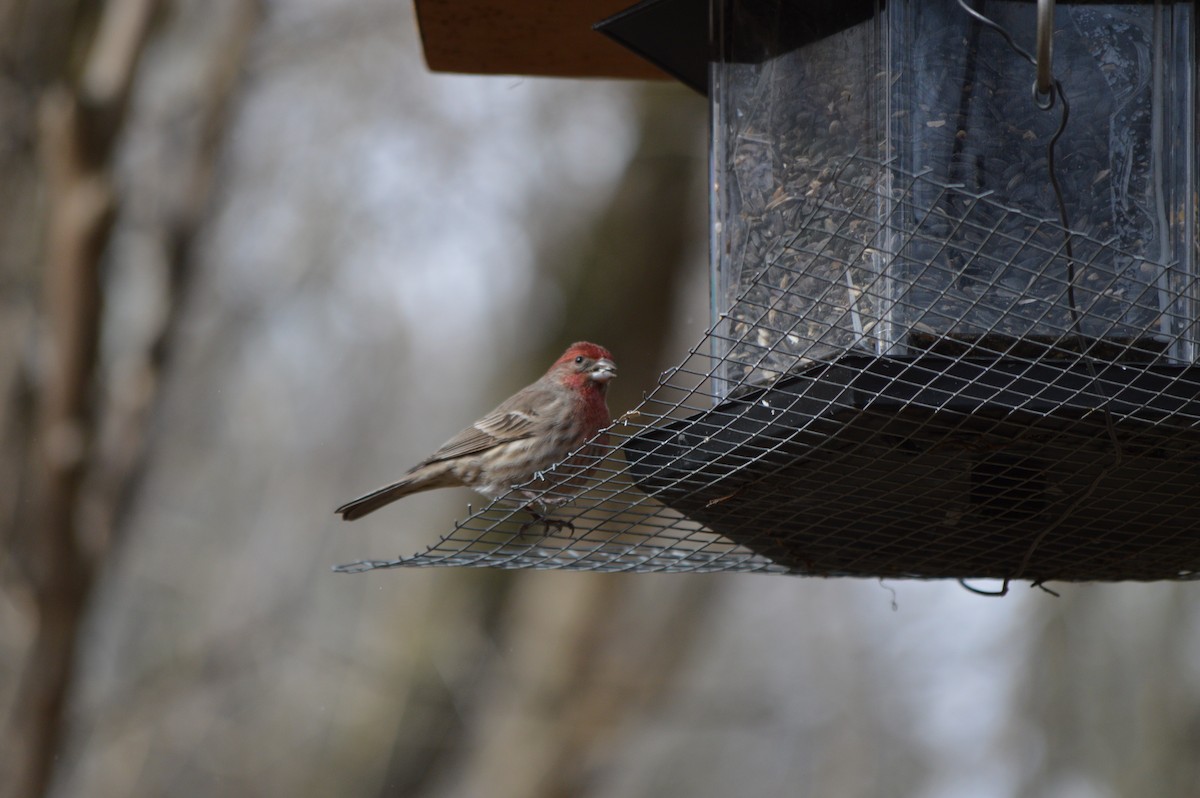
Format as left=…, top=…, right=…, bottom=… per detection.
left=590, top=358, right=617, bottom=383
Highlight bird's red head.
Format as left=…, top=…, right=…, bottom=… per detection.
left=548, top=342, right=618, bottom=396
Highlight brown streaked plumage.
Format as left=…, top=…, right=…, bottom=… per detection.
left=336, top=342, right=616, bottom=521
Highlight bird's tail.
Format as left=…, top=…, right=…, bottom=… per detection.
left=336, top=463, right=458, bottom=521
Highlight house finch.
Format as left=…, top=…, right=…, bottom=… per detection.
left=336, top=342, right=617, bottom=522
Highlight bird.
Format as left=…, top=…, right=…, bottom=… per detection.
left=336, top=341, right=617, bottom=523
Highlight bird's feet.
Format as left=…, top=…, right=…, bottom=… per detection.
left=518, top=508, right=577, bottom=538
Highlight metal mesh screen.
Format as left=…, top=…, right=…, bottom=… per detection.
left=336, top=156, right=1200, bottom=583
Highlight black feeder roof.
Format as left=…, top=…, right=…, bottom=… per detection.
left=594, top=0, right=878, bottom=95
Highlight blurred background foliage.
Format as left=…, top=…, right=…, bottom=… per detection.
left=1, top=1, right=1199, bottom=797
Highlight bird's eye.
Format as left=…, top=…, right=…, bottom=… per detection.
left=574, top=356, right=584, bottom=364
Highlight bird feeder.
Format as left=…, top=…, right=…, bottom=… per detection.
left=610, top=0, right=1200, bottom=581
left=340, top=0, right=1200, bottom=582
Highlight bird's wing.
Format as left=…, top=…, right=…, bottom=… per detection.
left=423, top=383, right=562, bottom=464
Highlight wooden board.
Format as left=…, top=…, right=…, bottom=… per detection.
left=414, top=0, right=672, bottom=80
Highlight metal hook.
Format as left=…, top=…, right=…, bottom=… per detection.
left=1035, top=0, right=1054, bottom=95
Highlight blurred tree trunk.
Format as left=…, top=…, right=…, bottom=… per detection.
left=520, top=85, right=712, bottom=798
left=0, top=2, right=259, bottom=796
left=421, top=82, right=713, bottom=798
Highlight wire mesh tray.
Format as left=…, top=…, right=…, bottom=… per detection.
left=623, top=355, right=1200, bottom=582
left=336, top=350, right=1200, bottom=582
